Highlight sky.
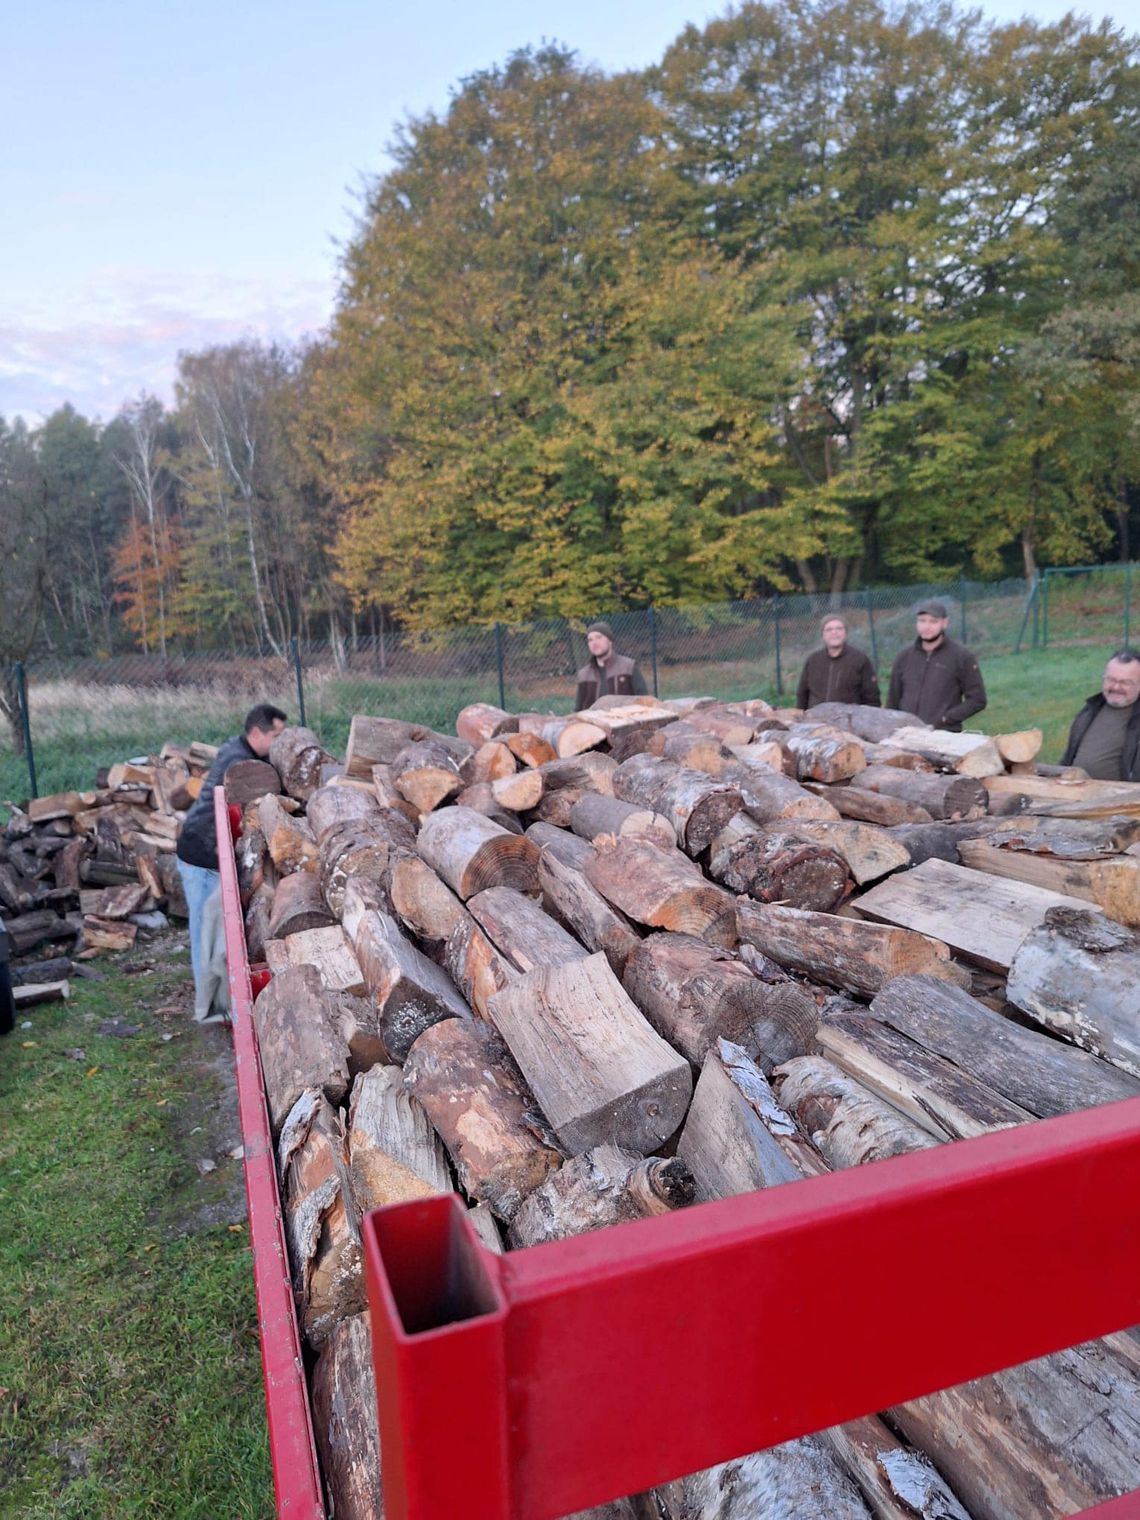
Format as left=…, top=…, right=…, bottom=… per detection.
left=2, top=0, right=1137, bottom=424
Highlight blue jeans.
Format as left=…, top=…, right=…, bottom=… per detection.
left=176, top=860, right=227, bottom=1020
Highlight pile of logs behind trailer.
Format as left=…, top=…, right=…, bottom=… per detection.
left=230, top=700, right=1140, bottom=1520
left=0, top=741, right=215, bottom=1006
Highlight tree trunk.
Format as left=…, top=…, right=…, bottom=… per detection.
left=417, top=806, right=539, bottom=899
left=584, top=835, right=737, bottom=946
left=506, top=1145, right=695, bottom=1249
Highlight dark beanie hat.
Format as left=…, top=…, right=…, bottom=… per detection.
left=587, top=621, right=615, bottom=641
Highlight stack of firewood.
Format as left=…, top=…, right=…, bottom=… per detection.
left=0, top=740, right=217, bottom=993
left=233, top=700, right=1140, bottom=1520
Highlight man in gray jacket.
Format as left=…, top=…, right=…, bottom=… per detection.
left=887, top=601, right=986, bottom=731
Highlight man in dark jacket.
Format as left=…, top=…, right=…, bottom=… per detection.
left=176, top=703, right=286, bottom=1022
left=1060, top=649, right=1140, bottom=781
left=887, top=601, right=986, bottom=731
left=575, top=621, right=648, bottom=709
left=796, top=615, right=880, bottom=709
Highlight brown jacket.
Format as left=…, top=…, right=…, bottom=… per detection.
left=887, top=636, right=986, bottom=731
left=796, top=645, right=880, bottom=710
left=575, top=653, right=647, bottom=710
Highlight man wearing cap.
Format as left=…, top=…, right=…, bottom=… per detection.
left=887, top=601, right=986, bottom=731
left=1060, top=648, right=1140, bottom=781
left=796, top=615, right=880, bottom=709
left=575, top=622, right=648, bottom=710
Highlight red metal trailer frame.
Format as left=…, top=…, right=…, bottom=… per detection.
left=217, top=790, right=1140, bottom=1520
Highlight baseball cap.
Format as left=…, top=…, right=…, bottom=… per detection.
left=916, top=600, right=948, bottom=619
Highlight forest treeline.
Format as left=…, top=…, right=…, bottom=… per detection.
left=2, top=0, right=1138, bottom=668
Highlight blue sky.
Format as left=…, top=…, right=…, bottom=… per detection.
left=3, top=0, right=1136, bottom=423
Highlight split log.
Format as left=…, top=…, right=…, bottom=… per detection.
left=823, top=1417, right=974, bottom=1520
left=305, top=783, right=380, bottom=844
left=264, top=925, right=366, bottom=994
left=774, top=1054, right=939, bottom=1167
left=505, top=731, right=556, bottom=768
left=402, top=1017, right=562, bottom=1220
left=442, top=915, right=518, bottom=1019
left=235, top=827, right=270, bottom=904
left=984, top=774, right=1140, bottom=819
left=958, top=838, right=1140, bottom=928
left=344, top=715, right=470, bottom=777
left=269, top=725, right=336, bottom=802
left=886, top=819, right=1009, bottom=867
left=417, top=807, right=539, bottom=899
left=705, top=816, right=849, bottom=910
left=268, top=869, right=336, bottom=939
left=25, top=790, right=84, bottom=822
left=349, top=905, right=469, bottom=1062
left=460, top=740, right=518, bottom=786
left=649, top=724, right=735, bottom=775
left=455, top=782, right=525, bottom=834
left=467, top=886, right=590, bottom=972
left=788, top=820, right=910, bottom=885
left=506, top=1145, right=695, bottom=1249
left=855, top=856, right=1099, bottom=972
left=735, top=899, right=963, bottom=998
left=82, top=916, right=138, bottom=952
left=455, top=702, right=518, bottom=746
left=311, top=1312, right=383, bottom=1520
left=858, top=765, right=987, bottom=821
left=583, top=706, right=676, bottom=762
left=622, top=932, right=815, bottom=1069
left=539, top=752, right=616, bottom=798
left=807, top=703, right=927, bottom=744
left=370, top=765, right=419, bottom=821
left=817, top=1008, right=1034, bottom=1140
left=542, top=715, right=606, bottom=757
left=346, top=1064, right=451, bottom=1209
left=391, top=739, right=463, bottom=814
left=81, top=884, right=149, bottom=919
left=611, top=755, right=742, bottom=855
left=468, top=1205, right=503, bottom=1255
left=54, top=838, right=86, bottom=892
left=251, top=964, right=350, bottom=1133
left=869, top=974, right=1140, bottom=1117
left=987, top=814, right=1140, bottom=858
left=279, top=1090, right=364, bottom=1345
left=862, top=743, right=936, bottom=771
left=785, top=723, right=867, bottom=783
left=259, top=793, right=318, bottom=875
left=881, top=727, right=1004, bottom=778
left=584, top=835, right=737, bottom=947
left=490, top=767, right=544, bottom=812
left=569, top=793, right=675, bottom=849
left=245, top=888, right=272, bottom=963
left=488, top=952, right=693, bottom=1155
left=812, top=782, right=934, bottom=827
left=994, top=729, right=1043, bottom=765
left=1007, top=908, right=1140, bottom=1078
left=536, top=843, right=642, bottom=978
left=13, top=981, right=69, bottom=1007
left=526, top=820, right=595, bottom=868
left=388, top=855, right=467, bottom=954
left=222, top=759, right=281, bottom=810
left=652, top=1442, right=878, bottom=1520
left=727, top=762, right=840, bottom=822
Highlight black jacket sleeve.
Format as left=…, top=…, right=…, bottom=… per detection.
left=630, top=662, right=648, bottom=696
left=859, top=654, right=881, bottom=707
left=886, top=652, right=904, bottom=712
left=796, top=661, right=811, bottom=709
left=942, top=650, right=987, bottom=726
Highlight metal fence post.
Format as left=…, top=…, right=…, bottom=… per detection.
left=494, top=623, right=506, bottom=710
left=1013, top=574, right=1038, bottom=655
left=648, top=606, right=659, bottom=697
left=290, top=637, right=307, bottom=729
left=1125, top=564, right=1133, bottom=649
left=15, top=663, right=37, bottom=799
left=1042, top=572, right=1050, bottom=649
left=959, top=576, right=968, bottom=645
left=773, top=596, right=783, bottom=696
left=864, top=588, right=879, bottom=671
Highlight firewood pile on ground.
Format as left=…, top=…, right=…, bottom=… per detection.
left=0, top=741, right=215, bottom=1005
left=236, top=698, right=1140, bottom=1520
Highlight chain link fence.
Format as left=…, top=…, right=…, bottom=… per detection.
left=3, top=566, right=1136, bottom=804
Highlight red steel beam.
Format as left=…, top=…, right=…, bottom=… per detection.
left=364, top=1094, right=1140, bottom=1520
left=216, top=791, right=327, bottom=1519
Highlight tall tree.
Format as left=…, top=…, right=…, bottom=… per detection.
left=0, top=418, right=51, bottom=749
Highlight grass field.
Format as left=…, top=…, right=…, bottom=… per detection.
left=0, top=644, right=1108, bottom=807
left=0, top=937, right=273, bottom=1518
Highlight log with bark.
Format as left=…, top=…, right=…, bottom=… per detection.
left=981, top=775, right=1140, bottom=817
left=460, top=740, right=518, bottom=786
left=542, top=714, right=607, bottom=758
left=402, top=1016, right=562, bottom=1219
left=536, top=839, right=642, bottom=978
left=569, top=792, right=676, bottom=849
left=886, top=819, right=1011, bottom=867
left=264, top=924, right=366, bottom=994
left=268, top=868, right=337, bottom=939
left=319, top=812, right=415, bottom=920
left=388, top=854, right=468, bottom=956
left=728, top=763, right=840, bottom=823
left=279, top=1089, right=364, bottom=1345
left=441, top=914, right=518, bottom=1020
left=311, top=1312, right=383, bottom=1520
left=1006, top=908, right=1140, bottom=1078
left=806, top=703, right=928, bottom=744
left=417, top=807, right=540, bottom=899
left=880, top=727, right=1005, bottom=778
left=855, top=856, right=1100, bottom=972
left=455, top=782, right=525, bottom=834
left=649, top=723, right=735, bottom=775
left=391, top=739, right=464, bottom=813
left=584, top=835, right=737, bottom=947
left=735, top=898, right=963, bottom=998
left=787, top=819, right=911, bottom=885
left=269, top=725, right=337, bottom=802
left=611, top=755, right=743, bottom=856
left=221, top=758, right=282, bottom=810
left=488, top=952, right=694, bottom=1155
left=705, top=815, right=850, bottom=910
left=455, top=702, right=518, bottom=746
left=530, top=753, right=618, bottom=824
left=857, top=765, right=987, bottom=821
left=957, top=837, right=1140, bottom=928
left=467, top=885, right=591, bottom=972
left=785, top=723, right=867, bottom=783
left=506, top=1144, right=696, bottom=1249
left=259, top=793, right=319, bottom=875
left=987, top=815, right=1140, bottom=858
left=347, top=898, right=470, bottom=1062
left=346, top=1063, right=451, bottom=1209
left=344, top=715, right=471, bottom=778
left=774, top=1054, right=940, bottom=1166
left=251, top=964, right=351, bottom=1132
left=622, top=931, right=816, bottom=1069
left=868, top=974, right=1140, bottom=1117
left=305, top=783, right=381, bottom=844
left=811, top=782, right=935, bottom=827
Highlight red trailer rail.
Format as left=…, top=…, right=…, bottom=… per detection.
left=216, top=792, right=327, bottom=1519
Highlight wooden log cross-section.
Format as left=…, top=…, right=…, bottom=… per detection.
left=611, top=755, right=742, bottom=856
left=344, top=715, right=471, bottom=778
left=417, top=807, right=539, bottom=900
left=269, top=725, right=336, bottom=802
left=705, top=815, right=850, bottom=911
left=856, top=765, right=987, bottom=821
left=584, top=834, right=737, bottom=947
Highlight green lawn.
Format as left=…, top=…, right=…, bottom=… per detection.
left=0, top=939, right=273, bottom=1519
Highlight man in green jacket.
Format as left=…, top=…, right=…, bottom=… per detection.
left=887, top=601, right=986, bottom=732
left=575, top=622, right=648, bottom=709
left=796, top=614, right=880, bottom=709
